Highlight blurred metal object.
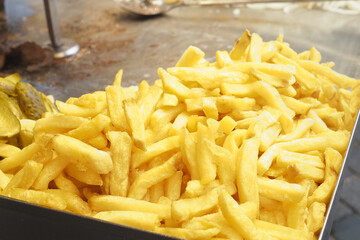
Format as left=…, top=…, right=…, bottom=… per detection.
left=115, top=0, right=357, bottom=16
left=43, top=0, right=79, bottom=58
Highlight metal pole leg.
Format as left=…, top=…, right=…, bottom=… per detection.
left=43, top=0, right=79, bottom=58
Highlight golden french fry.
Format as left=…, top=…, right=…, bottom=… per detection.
left=89, top=195, right=171, bottom=219
left=52, top=134, right=113, bottom=174
left=307, top=202, right=326, bottom=233
left=112, top=69, right=123, bottom=86
left=56, top=100, right=101, bottom=118
left=107, top=131, right=132, bottom=197
left=164, top=170, right=183, bottom=201
left=176, top=46, right=205, bottom=67
left=216, top=50, right=233, bottom=68
left=257, top=177, right=305, bottom=202
left=32, top=155, right=69, bottom=190
left=237, top=138, right=260, bottom=210
left=277, top=150, right=325, bottom=169
left=229, top=29, right=251, bottom=60
left=65, top=163, right=103, bottom=186
left=54, top=172, right=81, bottom=196
left=0, top=143, right=41, bottom=172
left=86, top=133, right=108, bottom=149
left=276, top=119, right=314, bottom=142
left=128, top=153, right=180, bottom=200
left=106, top=86, right=130, bottom=132
left=67, top=114, right=111, bottom=141
left=95, top=211, right=160, bottom=231
left=5, top=188, right=67, bottom=210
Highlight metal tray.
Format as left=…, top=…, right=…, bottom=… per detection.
left=0, top=113, right=359, bottom=240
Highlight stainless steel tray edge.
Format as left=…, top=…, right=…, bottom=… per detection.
left=319, top=110, right=360, bottom=240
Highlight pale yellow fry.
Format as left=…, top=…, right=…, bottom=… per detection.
left=155, top=227, right=220, bottom=240
left=33, top=155, right=69, bottom=190
left=229, top=29, right=251, bottom=60
left=94, top=211, right=160, bottom=231
left=276, top=119, right=314, bottom=142
left=324, top=147, right=344, bottom=175
left=139, top=85, right=163, bottom=126
left=307, top=202, right=326, bottom=233
left=197, top=123, right=217, bottom=185
left=223, top=129, right=246, bottom=166
left=46, top=189, right=92, bottom=216
left=0, top=143, right=41, bottom=172
left=202, top=97, right=218, bottom=120
left=123, top=98, right=146, bottom=151
left=285, top=162, right=325, bottom=183
left=308, top=171, right=337, bottom=206
left=86, top=133, right=108, bottom=149
left=150, top=104, right=186, bottom=130
left=132, top=135, right=180, bottom=168
left=56, top=100, right=102, bottom=118
left=67, top=114, right=111, bottom=141
left=65, top=163, right=103, bottom=186
left=137, top=80, right=150, bottom=105
left=251, top=68, right=295, bottom=88
left=221, top=81, right=294, bottom=132
left=3, top=160, right=42, bottom=193
left=272, top=53, right=320, bottom=95
left=159, top=68, right=192, bottom=100
left=298, top=50, right=310, bottom=60
left=281, top=95, right=312, bottom=115
left=107, top=131, right=132, bottom=197
left=247, top=33, right=263, bottom=63
left=164, top=170, right=183, bottom=201
left=254, top=219, right=313, bottom=240
left=275, top=41, right=299, bottom=62
left=6, top=188, right=67, bottom=210
left=224, top=62, right=296, bottom=78
left=218, top=190, right=272, bottom=240
left=105, top=86, right=129, bottom=132
left=33, top=114, right=86, bottom=135
left=257, top=177, right=305, bottom=202
left=149, top=181, right=164, bottom=203
left=277, top=150, right=325, bottom=169
left=89, top=195, right=171, bottom=219
left=299, top=60, right=357, bottom=88
left=216, top=50, right=233, bottom=68
left=258, top=131, right=349, bottom=174
left=309, top=47, right=321, bottom=62
left=112, top=69, right=123, bottom=86
left=308, top=109, right=331, bottom=134
left=219, top=116, right=236, bottom=135
left=216, top=96, right=256, bottom=113
left=0, top=169, right=10, bottom=190
left=277, top=86, right=297, bottom=97
left=128, top=153, right=180, bottom=200
left=52, top=134, right=113, bottom=174
left=248, top=110, right=280, bottom=137
left=204, top=139, right=234, bottom=184
left=260, top=123, right=282, bottom=152
left=176, top=45, right=205, bottom=67
left=0, top=143, right=20, bottom=158
left=54, top=172, right=81, bottom=196
left=180, top=130, right=199, bottom=180
left=162, top=93, right=178, bottom=106
left=237, top=138, right=260, bottom=211
left=172, top=188, right=219, bottom=222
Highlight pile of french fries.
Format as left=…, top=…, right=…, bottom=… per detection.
left=1, top=30, right=360, bottom=240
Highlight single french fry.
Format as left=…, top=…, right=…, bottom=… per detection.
left=155, top=227, right=220, bottom=240
left=89, top=195, right=171, bottom=219
left=229, top=29, right=251, bottom=60
left=247, top=33, right=263, bottom=63
left=176, top=46, right=205, bottom=67
left=180, top=130, right=199, bottom=180
left=94, top=211, right=160, bottom=231
left=65, top=163, right=103, bottom=186
left=67, top=114, right=111, bottom=141
left=112, top=69, right=123, bottom=86
left=277, top=150, right=325, bottom=169
left=56, top=101, right=102, bottom=118
left=254, top=219, right=313, bottom=240
left=128, top=153, right=180, bottom=200
left=86, top=133, right=108, bottom=149
left=172, top=188, right=219, bottom=222
left=276, top=119, right=314, bottom=142
left=260, top=123, right=282, bottom=152
left=52, top=134, right=113, bottom=174
left=33, top=114, right=87, bottom=135
left=54, top=172, right=81, bottom=196
left=150, top=104, right=186, bottom=130
left=197, top=123, right=217, bottom=185
left=106, top=86, right=129, bottom=132
left=107, top=131, right=132, bottom=197
left=237, top=138, right=260, bottom=210
left=124, top=98, right=146, bottom=151
left=139, top=85, right=163, bottom=126
left=307, top=202, right=326, bottom=233
left=281, top=95, right=312, bottom=115
left=218, top=190, right=272, bottom=240
left=5, top=188, right=67, bottom=211
left=257, top=177, right=305, bottom=202
left=46, top=189, right=92, bottom=216
left=132, top=135, right=180, bottom=168
left=165, top=170, right=183, bottom=201
left=33, top=155, right=69, bottom=190
left=0, top=143, right=41, bottom=172
left=216, top=50, right=233, bottom=68
left=159, top=68, right=192, bottom=100
left=163, top=93, right=178, bottom=106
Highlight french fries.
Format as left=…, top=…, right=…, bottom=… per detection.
left=1, top=30, right=359, bottom=240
